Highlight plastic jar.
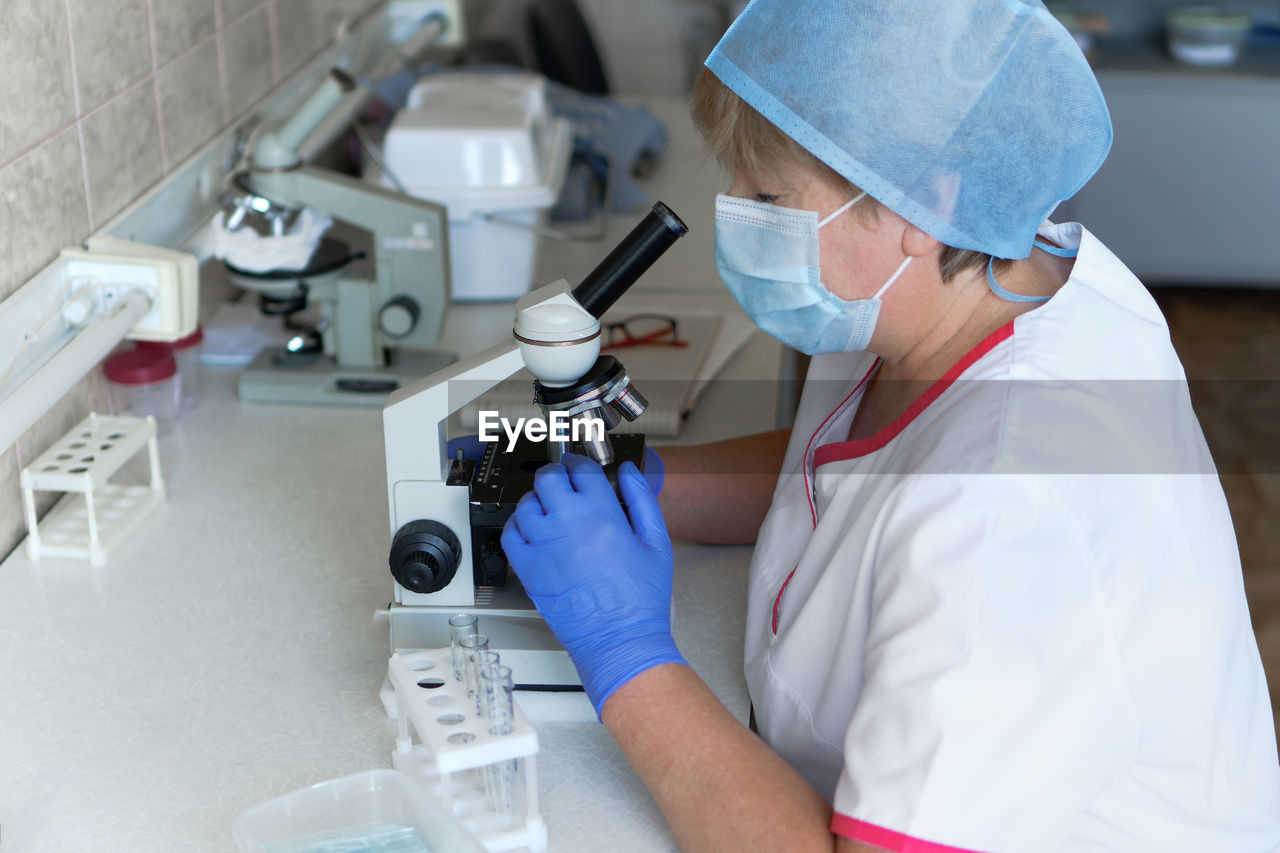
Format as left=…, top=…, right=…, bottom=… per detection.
left=137, top=326, right=203, bottom=413
left=104, top=347, right=179, bottom=432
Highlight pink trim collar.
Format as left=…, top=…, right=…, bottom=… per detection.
left=801, top=360, right=879, bottom=527
left=831, top=814, right=984, bottom=853
left=813, top=323, right=1014, bottom=468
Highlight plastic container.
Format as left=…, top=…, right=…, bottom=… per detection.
left=104, top=347, right=178, bottom=433
left=137, top=326, right=203, bottom=413
left=232, top=769, right=486, bottom=853
left=1167, top=7, right=1252, bottom=66
left=372, top=73, right=573, bottom=302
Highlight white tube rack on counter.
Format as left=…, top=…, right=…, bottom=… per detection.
left=21, top=413, right=164, bottom=566
left=385, top=648, right=548, bottom=852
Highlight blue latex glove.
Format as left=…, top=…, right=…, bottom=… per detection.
left=500, top=453, right=686, bottom=715
left=448, top=434, right=665, bottom=496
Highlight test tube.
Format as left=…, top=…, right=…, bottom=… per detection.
left=480, top=664, right=520, bottom=830
left=449, top=613, right=479, bottom=681
left=471, top=651, right=501, bottom=717
left=481, top=663, right=515, bottom=732
left=458, top=633, right=489, bottom=699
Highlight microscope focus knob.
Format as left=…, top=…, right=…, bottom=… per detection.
left=379, top=295, right=420, bottom=339
left=389, top=520, right=461, bottom=594
left=477, top=540, right=507, bottom=586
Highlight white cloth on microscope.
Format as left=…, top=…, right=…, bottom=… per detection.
left=208, top=207, right=333, bottom=273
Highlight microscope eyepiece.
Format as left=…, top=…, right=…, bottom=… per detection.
left=570, top=202, right=688, bottom=319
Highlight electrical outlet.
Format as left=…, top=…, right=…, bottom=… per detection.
left=82, top=238, right=200, bottom=339
left=60, top=244, right=197, bottom=342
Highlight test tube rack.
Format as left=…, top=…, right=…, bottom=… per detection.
left=20, top=412, right=164, bottom=566
left=385, top=649, right=548, bottom=852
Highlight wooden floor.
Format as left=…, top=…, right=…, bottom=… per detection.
left=1153, top=288, right=1280, bottom=734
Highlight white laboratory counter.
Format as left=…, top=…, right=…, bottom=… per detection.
left=0, top=97, right=780, bottom=852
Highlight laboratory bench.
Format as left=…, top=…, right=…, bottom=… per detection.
left=0, top=313, right=778, bottom=853
left=0, top=95, right=779, bottom=851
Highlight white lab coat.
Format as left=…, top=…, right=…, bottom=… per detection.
left=744, top=223, right=1280, bottom=852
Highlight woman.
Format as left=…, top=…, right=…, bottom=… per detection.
left=501, top=1, right=1280, bottom=849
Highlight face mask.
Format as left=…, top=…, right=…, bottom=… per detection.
left=715, top=193, right=912, bottom=355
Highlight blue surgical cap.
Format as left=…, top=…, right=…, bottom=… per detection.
left=705, top=0, right=1112, bottom=259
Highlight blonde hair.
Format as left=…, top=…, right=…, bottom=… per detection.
left=690, top=68, right=1003, bottom=283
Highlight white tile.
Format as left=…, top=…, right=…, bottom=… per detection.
left=0, top=130, right=91, bottom=297
left=219, top=0, right=264, bottom=26
left=0, top=0, right=78, bottom=164
left=81, top=84, right=164, bottom=223
left=271, top=0, right=329, bottom=78
left=66, top=0, right=152, bottom=113
left=221, top=7, right=274, bottom=117
left=157, top=39, right=226, bottom=165
left=153, top=0, right=218, bottom=67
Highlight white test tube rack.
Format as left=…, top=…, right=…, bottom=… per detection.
left=20, top=412, right=164, bottom=566
left=386, top=649, right=548, bottom=852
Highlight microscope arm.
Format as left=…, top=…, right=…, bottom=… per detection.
left=253, top=69, right=355, bottom=169
left=385, top=339, right=523, bottom=490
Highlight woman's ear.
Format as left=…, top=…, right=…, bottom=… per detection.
left=901, top=222, right=942, bottom=260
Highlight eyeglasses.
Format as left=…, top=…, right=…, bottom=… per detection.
left=602, top=314, right=689, bottom=351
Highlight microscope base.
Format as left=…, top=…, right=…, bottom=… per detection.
left=238, top=347, right=455, bottom=406
left=388, top=584, right=582, bottom=690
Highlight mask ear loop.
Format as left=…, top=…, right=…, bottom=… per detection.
left=873, top=256, right=913, bottom=299
left=819, top=192, right=867, bottom=227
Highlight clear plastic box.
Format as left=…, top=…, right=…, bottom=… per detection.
left=232, top=769, right=486, bottom=853
left=137, top=326, right=203, bottom=413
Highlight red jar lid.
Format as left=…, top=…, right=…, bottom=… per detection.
left=136, top=326, right=204, bottom=352
left=104, top=347, right=177, bottom=384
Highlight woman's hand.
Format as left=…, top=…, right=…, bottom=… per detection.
left=500, top=453, right=686, bottom=714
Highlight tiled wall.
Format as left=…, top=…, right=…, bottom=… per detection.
left=0, top=0, right=363, bottom=559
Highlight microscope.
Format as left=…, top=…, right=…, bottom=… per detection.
left=220, top=12, right=458, bottom=406
left=383, top=202, right=688, bottom=688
